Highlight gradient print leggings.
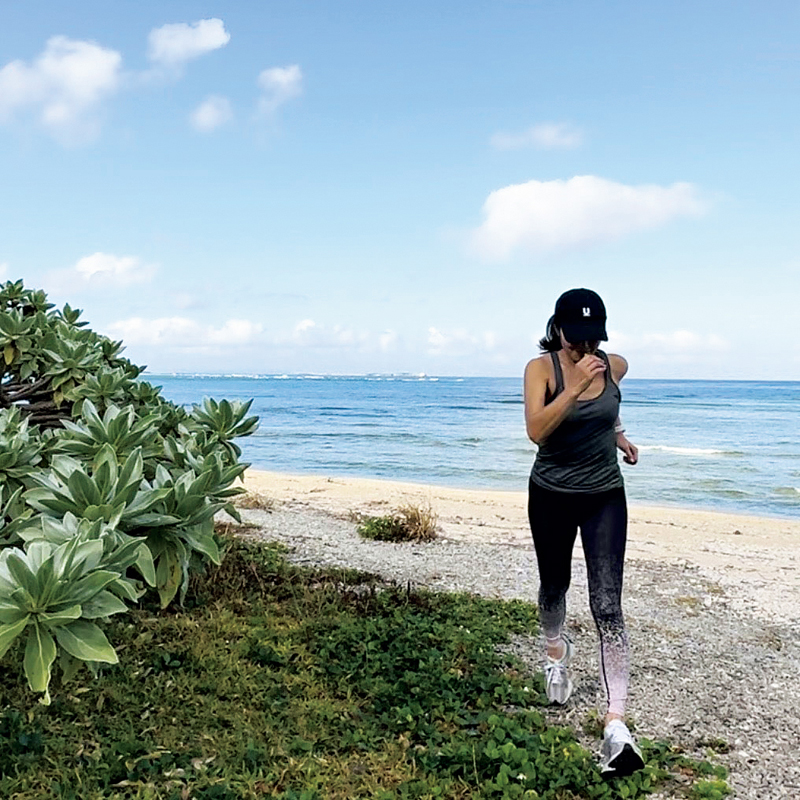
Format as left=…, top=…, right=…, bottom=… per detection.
left=528, top=482, right=629, bottom=716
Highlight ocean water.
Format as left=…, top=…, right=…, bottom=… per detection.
left=153, top=374, right=800, bottom=519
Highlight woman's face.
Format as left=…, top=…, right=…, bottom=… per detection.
left=558, top=329, right=599, bottom=362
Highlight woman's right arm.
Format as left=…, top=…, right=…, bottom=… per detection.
left=523, top=356, right=604, bottom=444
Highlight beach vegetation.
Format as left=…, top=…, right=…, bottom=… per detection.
left=357, top=502, right=438, bottom=542
left=0, top=280, right=258, bottom=703
left=234, top=491, right=276, bottom=511
left=690, top=779, right=730, bottom=799
left=0, top=537, right=728, bottom=798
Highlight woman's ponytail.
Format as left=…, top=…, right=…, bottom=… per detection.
left=538, top=315, right=562, bottom=352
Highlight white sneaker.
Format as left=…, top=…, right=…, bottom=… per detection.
left=600, top=719, right=645, bottom=777
left=544, top=634, right=573, bottom=704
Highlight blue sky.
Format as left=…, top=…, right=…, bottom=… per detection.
left=1, top=1, right=799, bottom=379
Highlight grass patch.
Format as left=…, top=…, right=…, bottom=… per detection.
left=357, top=502, right=438, bottom=542
left=234, top=491, right=276, bottom=511
left=0, top=537, right=727, bottom=799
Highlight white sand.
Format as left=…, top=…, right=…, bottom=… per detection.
left=244, top=469, right=800, bottom=623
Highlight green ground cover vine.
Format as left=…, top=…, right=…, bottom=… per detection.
left=0, top=537, right=729, bottom=799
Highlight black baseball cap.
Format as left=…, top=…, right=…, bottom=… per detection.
left=554, top=288, right=608, bottom=343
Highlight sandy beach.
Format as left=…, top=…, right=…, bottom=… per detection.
left=238, top=469, right=800, bottom=799
left=244, top=468, right=800, bottom=624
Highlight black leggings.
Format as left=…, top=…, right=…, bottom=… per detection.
left=528, top=481, right=629, bottom=715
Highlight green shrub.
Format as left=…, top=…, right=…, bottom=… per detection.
left=357, top=502, right=438, bottom=542
left=0, top=280, right=258, bottom=702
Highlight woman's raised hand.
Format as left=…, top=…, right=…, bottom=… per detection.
left=573, top=353, right=606, bottom=394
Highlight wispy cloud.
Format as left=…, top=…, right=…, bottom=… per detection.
left=108, top=316, right=263, bottom=347
left=608, top=329, right=729, bottom=355
left=607, top=329, right=731, bottom=373
left=257, top=65, right=303, bottom=115
left=427, top=327, right=498, bottom=357
left=0, top=36, right=122, bottom=143
left=491, top=122, right=583, bottom=151
left=44, top=252, right=156, bottom=294
left=190, top=95, right=232, bottom=131
left=147, top=19, right=230, bottom=69
left=278, top=319, right=369, bottom=349
left=470, top=175, right=707, bottom=260
left=74, top=252, right=156, bottom=286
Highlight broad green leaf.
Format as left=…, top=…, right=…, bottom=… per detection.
left=109, top=577, right=142, bottom=603
left=80, top=590, right=128, bottom=619
left=62, top=570, right=119, bottom=606
left=38, top=604, right=82, bottom=627
left=155, top=547, right=182, bottom=609
left=223, top=502, right=242, bottom=523
left=0, top=554, right=17, bottom=594
left=24, top=623, right=57, bottom=697
left=130, top=511, right=181, bottom=527
left=116, top=448, right=144, bottom=499
left=67, top=469, right=102, bottom=509
left=65, top=540, right=104, bottom=579
left=0, top=600, right=28, bottom=625
left=182, top=527, right=221, bottom=565
left=93, top=458, right=116, bottom=499
left=24, top=541, right=54, bottom=572
left=94, top=537, right=137, bottom=574
left=92, top=443, right=118, bottom=489
left=23, top=486, right=79, bottom=517
left=123, top=488, right=171, bottom=519
left=19, top=517, right=71, bottom=546
left=135, top=544, right=156, bottom=586
left=58, top=649, right=82, bottom=683
left=81, top=399, right=102, bottom=428
left=54, top=620, right=118, bottom=664
left=5, top=551, right=39, bottom=602
left=0, top=614, right=30, bottom=658
left=49, top=454, right=82, bottom=482
left=80, top=504, right=112, bottom=522
left=52, top=536, right=83, bottom=580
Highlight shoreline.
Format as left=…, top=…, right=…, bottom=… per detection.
left=243, top=468, right=800, bottom=624
left=245, top=465, right=800, bottom=522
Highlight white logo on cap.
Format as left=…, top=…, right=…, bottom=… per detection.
left=582, top=307, right=591, bottom=317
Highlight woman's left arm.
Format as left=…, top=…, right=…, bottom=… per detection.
left=608, top=354, right=638, bottom=466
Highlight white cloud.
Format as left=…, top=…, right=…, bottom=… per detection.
left=190, top=95, right=232, bottom=131
left=0, top=263, right=7, bottom=280
left=608, top=329, right=730, bottom=359
left=0, top=36, right=122, bottom=143
left=74, top=252, right=155, bottom=286
left=379, top=330, right=398, bottom=352
left=147, top=19, right=230, bottom=68
left=491, top=123, right=583, bottom=151
left=108, top=316, right=263, bottom=347
left=644, top=331, right=728, bottom=352
left=470, top=175, right=707, bottom=260
left=427, top=327, right=498, bottom=357
left=207, top=319, right=263, bottom=345
left=257, top=65, right=302, bottom=114
left=43, top=252, right=156, bottom=294
left=279, top=319, right=369, bottom=349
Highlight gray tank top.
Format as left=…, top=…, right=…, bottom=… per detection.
left=530, top=350, right=623, bottom=493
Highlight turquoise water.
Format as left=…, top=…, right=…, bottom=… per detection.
left=153, top=374, right=800, bottom=519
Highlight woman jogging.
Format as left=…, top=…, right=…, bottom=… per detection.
left=523, top=288, right=644, bottom=777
